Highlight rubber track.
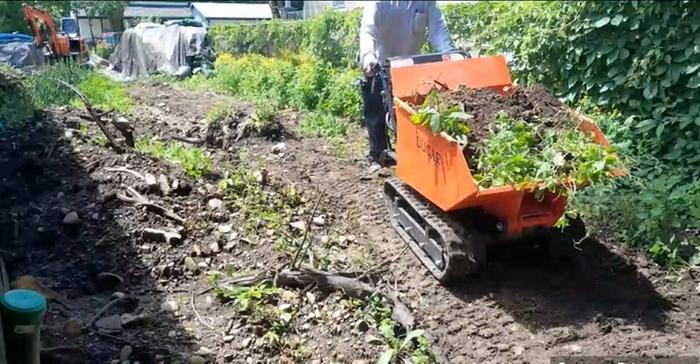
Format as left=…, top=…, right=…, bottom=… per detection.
left=384, top=177, right=480, bottom=284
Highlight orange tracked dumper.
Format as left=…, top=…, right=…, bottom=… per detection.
left=379, top=53, right=618, bottom=283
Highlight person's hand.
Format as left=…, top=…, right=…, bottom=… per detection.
left=363, top=63, right=375, bottom=78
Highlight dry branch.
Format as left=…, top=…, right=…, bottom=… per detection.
left=58, top=80, right=124, bottom=153
left=104, top=167, right=146, bottom=182
left=215, top=267, right=415, bottom=328
left=116, top=184, right=185, bottom=224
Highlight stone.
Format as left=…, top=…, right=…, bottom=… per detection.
left=351, top=361, right=368, bottom=364
left=184, top=257, right=199, bottom=274
left=305, top=292, right=316, bottom=304
left=96, top=272, right=124, bottom=291
left=95, top=315, right=122, bottom=333
left=63, top=211, right=81, bottom=225
left=116, top=116, right=130, bottom=125
left=209, top=241, right=221, bottom=254
left=278, top=303, right=292, bottom=312
left=64, top=130, right=74, bottom=139
left=223, top=241, right=236, bottom=252
left=120, top=345, right=133, bottom=361
left=64, top=318, right=82, bottom=336
left=194, top=346, right=213, bottom=356
left=331, top=309, right=343, bottom=319
left=512, top=345, right=525, bottom=356
left=158, top=174, right=171, bottom=195
left=157, top=102, right=166, bottom=107
left=192, top=244, right=202, bottom=257
left=290, top=221, right=306, bottom=231
left=121, top=313, right=150, bottom=328
left=239, top=337, right=252, bottom=349
left=161, top=300, right=179, bottom=312
left=312, top=216, right=325, bottom=227
left=565, top=344, right=582, bottom=353
left=223, top=335, right=234, bottom=343
left=190, top=356, right=206, bottom=364
left=208, top=198, right=224, bottom=211
left=280, top=312, right=293, bottom=324
left=271, top=142, right=286, bottom=154
left=143, top=228, right=182, bottom=245
left=218, top=224, right=232, bottom=233
left=168, top=330, right=177, bottom=337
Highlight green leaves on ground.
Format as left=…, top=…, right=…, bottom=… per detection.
left=135, top=138, right=212, bottom=179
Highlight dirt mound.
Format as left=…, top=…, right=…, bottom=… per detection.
left=438, top=84, right=570, bottom=162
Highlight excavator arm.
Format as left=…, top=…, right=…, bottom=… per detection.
left=22, top=4, right=69, bottom=57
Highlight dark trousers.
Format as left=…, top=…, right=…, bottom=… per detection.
left=361, top=76, right=387, bottom=164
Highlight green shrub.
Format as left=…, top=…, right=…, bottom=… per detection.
left=0, top=63, right=34, bottom=129
left=299, top=112, right=348, bottom=138
left=319, top=67, right=362, bottom=119
left=72, top=73, right=132, bottom=113
left=94, top=43, right=114, bottom=59
left=27, top=61, right=93, bottom=109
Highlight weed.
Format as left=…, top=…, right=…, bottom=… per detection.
left=216, top=282, right=279, bottom=313
left=135, top=138, right=212, bottom=179
left=79, top=122, right=89, bottom=136
left=250, top=102, right=277, bottom=134
left=300, top=112, right=348, bottom=138
left=367, top=320, right=437, bottom=364
left=218, top=164, right=304, bottom=236
left=206, top=103, right=237, bottom=128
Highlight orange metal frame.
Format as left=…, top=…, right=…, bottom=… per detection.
left=390, top=56, right=615, bottom=234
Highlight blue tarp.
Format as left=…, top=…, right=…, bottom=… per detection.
left=0, top=34, right=34, bottom=44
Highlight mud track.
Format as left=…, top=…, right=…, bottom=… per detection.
left=1, top=81, right=699, bottom=363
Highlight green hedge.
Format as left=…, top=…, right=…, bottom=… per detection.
left=443, top=1, right=700, bottom=177
left=210, top=9, right=361, bottom=68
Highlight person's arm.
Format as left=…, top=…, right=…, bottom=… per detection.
left=359, top=2, right=380, bottom=75
left=427, top=2, right=454, bottom=52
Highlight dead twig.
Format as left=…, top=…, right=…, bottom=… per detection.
left=116, top=184, right=185, bottom=224
left=104, top=167, right=146, bottom=182
left=291, top=187, right=328, bottom=269
left=191, top=292, right=213, bottom=330
left=89, top=328, right=130, bottom=343
left=171, top=136, right=204, bottom=145
left=58, top=80, right=124, bottom=153
left=87, top=296, right=124, bottom=329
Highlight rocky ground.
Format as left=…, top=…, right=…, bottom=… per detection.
left=1, top=80, right=699, bottom=364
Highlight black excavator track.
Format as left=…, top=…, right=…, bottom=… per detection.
left=384, top=177, right=486, bottom=284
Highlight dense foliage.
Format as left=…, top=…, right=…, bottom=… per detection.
left=0, top=63, right=34, bottom=129
left=441, top=1, right=699, bottom=263
left=210, top=9, right=361, bottom=68
left=207, top=53, right=360, bottom=121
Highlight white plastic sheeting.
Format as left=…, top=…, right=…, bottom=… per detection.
left=109, top=23, right=214, bottom=79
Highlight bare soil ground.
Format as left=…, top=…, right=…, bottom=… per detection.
left=1, top=81, right=699, bottom=363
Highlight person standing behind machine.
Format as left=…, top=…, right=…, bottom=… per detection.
left=359, top=1, right=456, bottom=176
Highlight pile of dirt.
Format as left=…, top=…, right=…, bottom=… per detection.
left=439, top=85, right=570, bottom=160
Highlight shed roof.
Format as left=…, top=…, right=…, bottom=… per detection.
left=190, top=2, right=272, bottom=20
left=124, top=2, right=192, bottom=19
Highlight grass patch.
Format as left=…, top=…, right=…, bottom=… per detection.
left=71, top=73, right=132, bottom=113
left=27, top=61, right=92, bottom=109
left=135, top=138, right=212, bottom=179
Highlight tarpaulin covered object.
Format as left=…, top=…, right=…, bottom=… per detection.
left=0, top=34, right=45, bottom=68
left=110, top=23, right=215, bottom=79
